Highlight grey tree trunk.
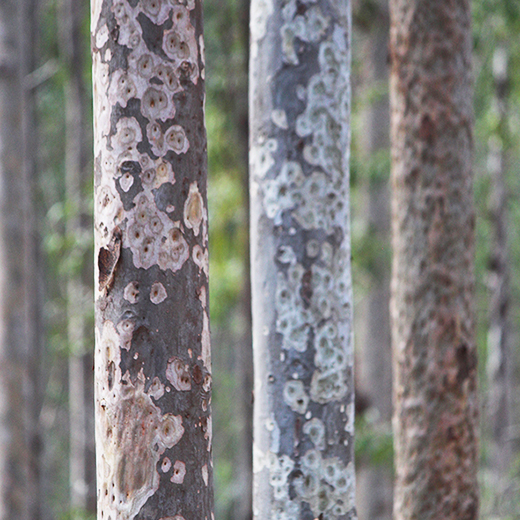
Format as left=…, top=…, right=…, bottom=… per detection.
left=0, top=0, right=42, bottom=518
left=486, top=45, right=512, bottom=504
left=91, top=1, right=213, bottom=519
left=250, top=1, right=356, bottom=519
left=59, top=0, right=90, bottom=511
left=355, top=4, right=393, bottom=520
left=389, top=1, right=479, bottom=519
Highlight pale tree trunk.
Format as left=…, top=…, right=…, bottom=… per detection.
left=59, top=0, right=90, bottom=511
left=390, top=1, right=479, bottom=519
left=250, top=1, right=356, bottom=519
left=355, top=4, right=393, bottom=520
left=486, top=45, right=512, bottom=505
left=91, top=1, right=212, bottom=519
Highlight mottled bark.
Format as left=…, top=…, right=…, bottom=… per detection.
left=250, top=1, right=355, bottom=519
left=389, top=1, right=479, bottom=519
left=91, top=1, right=213, bottom=519
left=356, top=6, right=392, bottom=520
left=59, top=0, right=90, bottom=510
left=486, top=45, right=512, bottom=496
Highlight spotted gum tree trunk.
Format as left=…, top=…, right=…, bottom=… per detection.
left=91, top=1, right=212, bottom=518
left=250, top=1, right=356, bottom=519
left=389, top=1, right=479, bottom=518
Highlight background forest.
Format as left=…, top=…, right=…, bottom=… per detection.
left=3, top=0, right=520, bottom=518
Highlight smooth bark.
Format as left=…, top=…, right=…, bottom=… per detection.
left=91, top=1, right=213, bottom=518
left=250, top=1, right=356, bottom=519
left=390, top=1, right=479, bottom=518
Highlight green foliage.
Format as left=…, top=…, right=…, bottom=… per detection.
left=355, top=412, right=393, bottom=469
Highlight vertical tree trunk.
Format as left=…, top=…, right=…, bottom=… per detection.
left=250, top=1, right=356, bottom=519
left=486, top=45, right=512, bottom=502
left=0, top=0, right=42, bottom=518
left=389, top=1, right=479, bottom=519
left=91, top=1, right=213, bottom=519
left=59, top=0, right=90, bottom=511
left=356, top=4, right=393, bottom=520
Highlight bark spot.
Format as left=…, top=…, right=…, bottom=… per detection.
left=170, top=461, right=186, bottom=484
left=150, top=281, right=167, bottom=304
left=184, top=182, right=204, bottom=236
left=166, top=357, right=192, bottom=391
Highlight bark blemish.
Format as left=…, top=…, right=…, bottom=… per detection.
left=184, top=181, right=204, bottom=236
left=170, top=460, right=186, bottom=484
left=166, top=357, right=192, bottom=391
left=150, top=281, right=167, bottom=304
left=124, top=281, right=139, bottom=303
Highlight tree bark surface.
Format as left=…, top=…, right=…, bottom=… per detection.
left=250, top=1, right=356, bottom=519
left=389, top=1, right=479, bottom=518
left=91, top=1, right=212, bottom=519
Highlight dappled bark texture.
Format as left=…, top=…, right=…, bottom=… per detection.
left=91, top=1, right=213, bottom=518
left=250, top=1, right=356, bottom=519
left=389, top=1, right=479, bottom=519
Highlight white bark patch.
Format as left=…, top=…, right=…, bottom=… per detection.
left=271, top=109, right=288, bottom=129
left=200, top=311, right=211, bottom=370
left=280, top=4, right=329, bottom=65
left=124, top=281, right=139, bottom=303
left=171, top=461, right=186, bottom=484
left=192, top=245, right=209, bottom=276
left=161, top=457, right=172, bottom=473
left=95, top=322, right=185, bottom=519
left=283, top=380, right=309, bottom=414
left=184, top=182, right=205, bottom=236
left=150, top=282, right=167, bottom=304
left=201, top=464, right=209, bottom=486
left=303, top=418, right=325, bottom=449
left=117, top=318, right=135, bottom=351
left=166, top=357, right=192, bottom=391
left=250, top=138, right=277, bottom=179
left=120, top=171, right=134, bottom=192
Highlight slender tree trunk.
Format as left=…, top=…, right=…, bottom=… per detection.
left=234, top=1, right=252, bottom=518
left=0, top=0, right=42, bottom=518
left=250, top=1, right=356, bottom=519
left=486, top=45, right=512, bottom=503
left=389, top=1, right=479, bottom=519
left=59, top=0, right=90, bottom=511
left=91, top=1, right=212, bottom=518
left=356, top=5, right=393, bottom=520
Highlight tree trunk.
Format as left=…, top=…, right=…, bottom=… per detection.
left=59, top=0, right=90, bottom=511
left=486, top=45, right=512, bottom=504
left=91, top=1, right=213, bottom=519
left=355, top=6, right=393, bottom=520
left=389, top=1, right=479, bottom=519
left=250, top=1, right=356, bottom=519
left=0, top=0, right=42, bottom=518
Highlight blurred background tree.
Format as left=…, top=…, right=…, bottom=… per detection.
left=0, top=0, right=519, bottom=518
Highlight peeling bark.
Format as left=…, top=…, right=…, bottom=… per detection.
left=250, top=1, right=356, bottom=519
left=91, top=1, right=213, bottom=519
left=389, top=1, right=479, bottom=519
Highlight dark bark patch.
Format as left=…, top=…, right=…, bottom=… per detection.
left=456, top=342, right=475, bottom=385
left=418, top=113, right=435, bottom=142
left=98, top=227, right=122, bottom=293
left=137, top=13, right=171, bottom=61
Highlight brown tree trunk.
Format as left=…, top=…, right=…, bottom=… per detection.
left=91, top=1, right=213, bottom=518
left=250, top=1, right=356, bottom=519
left=389, top=1, right=479, bottom=519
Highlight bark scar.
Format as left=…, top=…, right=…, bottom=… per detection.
left=98, top=226, right=122, bottom=295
